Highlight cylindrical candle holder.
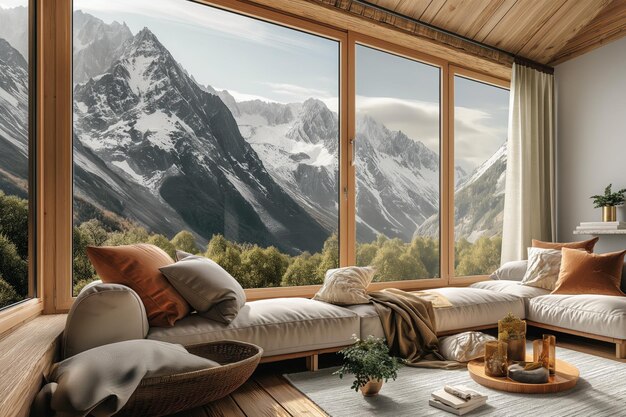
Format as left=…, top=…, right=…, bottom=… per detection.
left=543, top=334, right=556, bottom=375
left=532, top=339, right=543, bottom=363
left=485, top=340, right=508, bottom=377
left=498, top=314, right=527, bottom=362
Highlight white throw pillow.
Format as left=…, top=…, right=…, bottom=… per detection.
left=521, top=247, right=563, bottom=291
left=313, top=266, right=375, bottom=305
left=439, top=331, right=496, bottom=362
left=490, top=260, right=528, bottom=281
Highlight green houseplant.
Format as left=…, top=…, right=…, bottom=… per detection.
left=590, top=184, right=626, bottom=222
left=334, top=335, right=402, bottom=396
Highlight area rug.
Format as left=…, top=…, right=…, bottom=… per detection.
left=285, top=345, right=626, bottom=416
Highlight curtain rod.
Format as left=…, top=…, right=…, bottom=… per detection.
left=352, top=0, right=554, bottom=75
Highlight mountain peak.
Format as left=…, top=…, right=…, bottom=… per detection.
left=0, top=38, right=27, bottom=69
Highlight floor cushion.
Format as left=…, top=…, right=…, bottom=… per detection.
left=527, top=294, right=626, bottom=340
left=147, top=298, right=359, bottom=356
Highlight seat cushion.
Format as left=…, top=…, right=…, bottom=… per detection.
left=346, top=287, right=525, bottom=338
left=470, top=280, right=549, bottom=307
left=527, top=294, right=626, bottom=340
left=147, top=298, right=359, bottom=356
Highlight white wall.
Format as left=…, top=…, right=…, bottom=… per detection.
left=555, top=37, right=626, bottom=253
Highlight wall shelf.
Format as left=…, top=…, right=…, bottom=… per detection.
left=573, top=229, right=626, bottom=235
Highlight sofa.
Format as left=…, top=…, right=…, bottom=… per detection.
left=63, top=277, right=626, bottom=372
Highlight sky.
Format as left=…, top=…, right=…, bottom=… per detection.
left=72, top=0, right=508, bottom=173
left=0, top=0, right=26, bottom=7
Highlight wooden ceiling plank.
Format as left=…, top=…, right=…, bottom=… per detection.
left=482, top=0, right=568, bottom=53
left=429, top=0, right=492, bottom=35
left=550, top=0, right=626, bottom=65
left=420, top=0, right=448, bottom=23
left=518, top=0, right=611, bottom=64
left=465, top=0, right=517, bottom=39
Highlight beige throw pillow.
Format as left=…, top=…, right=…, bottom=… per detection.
left=439, top=331, right=496, bottom=362
left=313, top=266, right=375, bottom=305
left=521, top=247, right=563, bottom=291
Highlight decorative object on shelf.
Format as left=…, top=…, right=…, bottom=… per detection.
left=590, top=184, right=626, bottom=222
left=498, top=313, right=527, bottom=362
left=484, top=340, right=508, bottom=377
left=334, top=335, right=401, bottom=397
left=534, top=335, right=556, bottom=375
left=507, top=362, right=549, bottom=384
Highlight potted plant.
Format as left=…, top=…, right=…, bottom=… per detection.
left=334, top=335, right=402, bottom=396
left=590, top=184, right=626, bottom=222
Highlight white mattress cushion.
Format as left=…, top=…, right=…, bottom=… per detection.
left=527, top=294, right=626, bottom=340
left=346, top=287, right=524, bottom=337
left=470, top=280, right=550, bottom=306
left=147, top=298, right=359, bottom=356
left=432, top=287, right=525, bottom=332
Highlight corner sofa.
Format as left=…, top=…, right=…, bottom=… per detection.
left=63, top=277, right=626, bottom=371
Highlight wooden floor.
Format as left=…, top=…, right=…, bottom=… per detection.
left=174, top=328, right=625, bottom=417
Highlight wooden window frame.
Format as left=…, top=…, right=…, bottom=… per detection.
left=11, top=0, right=513, bottom=315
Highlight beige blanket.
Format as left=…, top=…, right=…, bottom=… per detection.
left=369, top=288, right=462, bottom=369
left=31, top=339, right=219, bottom=417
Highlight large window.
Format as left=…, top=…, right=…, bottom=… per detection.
left=72, top=0, right=340, bottom=292
left=355, top=44, right=441, bottom=281
left=453, top=73, right=509, bottom=276
left=0, top=0, right=33, bottom=309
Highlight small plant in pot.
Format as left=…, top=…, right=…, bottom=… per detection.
left=590, top=184, right=626, bottom=222
left=334, top=335, right=402, bottom=397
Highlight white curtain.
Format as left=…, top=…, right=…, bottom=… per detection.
left=501, top=63, right=556, bottom=264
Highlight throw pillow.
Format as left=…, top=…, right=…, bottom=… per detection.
left=86, top=244, right=190, bottom=327
left=490, top=260, right=528, bottom=281
left=313, top=266, right=375, bottom=305
left=552, top=248, right=626, bottom=296
left=532, top=237, right=598, bottom=253
left=439, top=331, right=496, bottom=362
left=160, top=255, right=246, bottom=324
left=520, top=247, right=563, bottom=291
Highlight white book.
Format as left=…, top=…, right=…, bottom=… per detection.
left=429, top=399, right=487, bottom=415
left=431, top=389, right=486, bottom=409
left=577, top=225, right=626, bottom=230
left=580, top=222, right=626, bottom=228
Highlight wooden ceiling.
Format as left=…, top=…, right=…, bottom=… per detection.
left=353, top=0, right=626, bottom=65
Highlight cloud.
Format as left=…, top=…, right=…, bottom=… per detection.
left=356, top=96, right=507, bottom=172
left=75, top=0, right=321, bottom=53
left=0, top=0, right=27, bottom=7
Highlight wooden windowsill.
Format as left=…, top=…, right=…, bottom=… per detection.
left=0, top=314, right=66, bottom=417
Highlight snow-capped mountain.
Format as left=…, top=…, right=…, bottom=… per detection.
left=73, top=11, right=134, bottom=84
left=417, top=141, right=507, bottom=242
left=0, top=37, right=29, bottom=199
left=73, top=27, right=329, bottom=254
left=0, top=6, right=28, bottom=61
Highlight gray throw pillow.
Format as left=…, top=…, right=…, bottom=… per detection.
left=160, top=254, right=245, bottom=324
left=490, top=260, right=528, bottom=281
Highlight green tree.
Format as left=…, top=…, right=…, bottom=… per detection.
left=455, top=236, right=502, bottom=276
left=356, top=242, right=378, bottom=266
left=0, top=234, right=28, bottom=295
left=239, top=245, right=289, bottom=288
left=148, top=234, right=176, bottom=259
left=409, top=237, right=439, bottom=277
left=0, top=277, right=20, bottom=307
left=171, top=231, right=199, bottom=255
left=0, top=191, right=29, bottom=258
left=281, top=252, right=323, bottom=286
left=317, top=233, right=339, bottom=278
left=206, top=234, right=242, bottom=278
left=371, top=238, right=427, bottom=282
left=105, top=226, right=150, bottom=246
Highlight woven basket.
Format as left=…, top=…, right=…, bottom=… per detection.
left=116, top=340, right=263, bottom=417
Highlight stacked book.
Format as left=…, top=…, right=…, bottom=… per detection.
left=429, top=385, right=488, bottom=415
left=576, top=221, right=626, bottom=231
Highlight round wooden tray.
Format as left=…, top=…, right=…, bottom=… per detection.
left=468, top=355, right=579, bottom=394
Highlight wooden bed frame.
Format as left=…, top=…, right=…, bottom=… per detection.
left=261, top=322, right=626, bottom=371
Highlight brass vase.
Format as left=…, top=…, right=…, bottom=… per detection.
left=498, top=315, right=527, bottom=362
left=603, top=206, right=617, bottom=222
left=360, top=378, right=383, bottom=396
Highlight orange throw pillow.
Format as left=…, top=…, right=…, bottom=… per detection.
left=552, top=248, right=626, bottom=296
left=532, top=237, right=598, bottom=253
left=87, top=244, right=190, bottom=327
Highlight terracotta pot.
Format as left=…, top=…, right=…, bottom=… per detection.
left=360, top=378, right=383, bottom=397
